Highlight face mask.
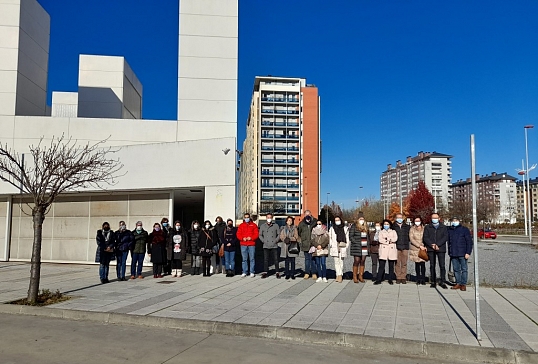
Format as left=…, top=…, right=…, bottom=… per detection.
left=316, top=224, right=322, bottom=227
left=305, top=216, right=312, bottom=224
left=396, top=218, right=403, bottom=224
left=375, top=226, right=381, bottom=231
left=414, top=222, right=421, bottom=226
left=154, top=227, right=161, bottom=231
left=162, top=222, right=168, bottom=227
left=358, top=220, right=365, bottom=225
left=244, top=218, right=250, bottom=223
left=452, top=222, right=460, bottom=227
left=120, top=225, right=126, bottom=230
left=193, top=224, right=199, bottom=229
left=267, top=219, right=272, bottom=224
left=432, top=219, right=439, bottom=224
left=103, top=227, right=110, bottom=232
left=175, top=225, right=181, bottom=231
left=136, top=226, right=142, bottom=231
left=383, top=225, right=390, bottom=230
left=335, top=221, right=341, bottom=226
left=227, top=223, right=233, bottom=228
left=205, top=224, right=211, bottom=229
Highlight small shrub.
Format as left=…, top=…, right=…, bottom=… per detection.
left=10, top=289, right=70, bottom=306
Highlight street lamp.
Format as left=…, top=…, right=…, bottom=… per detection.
left=326, top=192, right=330, bottom=225
left=525, top=125, right=534, bottom=243
left=517, top=166, right=528, bottom=235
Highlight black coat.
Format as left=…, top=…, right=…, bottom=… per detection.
left=448, top=225, right=473, bottom=257
left=115, top=229, right=134, bottom=252
left=223, top=226, right=239, bottom=252
left=214, top=221, right=226, bottom=244
left=168, top=228, right=189, bottom=261
left=148, top=230, right=167, bottom=264
left=189, top=229, right=202, bottom=255
left=95, top=229, right=116, bottom=263
left=349, top=224, right=370, bottom=257
left=393, top=223, right=410, bottom=250
left=197, top=228, right=218, bottom=257
left=423, top=224, right=448, bottom=253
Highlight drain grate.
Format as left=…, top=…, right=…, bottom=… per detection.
left=157, top=281, right=176, bottom=284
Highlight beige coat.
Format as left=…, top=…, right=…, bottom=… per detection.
left=279, top=225, right=300, bottom=258
left=378, top=228, right=398, bottom=261
left=329, top=226, right=350, bottom=258
left=409, top=225, right=425, bottom=263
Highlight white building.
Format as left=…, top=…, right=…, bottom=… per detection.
left=0, top=0, right=238, bottom=263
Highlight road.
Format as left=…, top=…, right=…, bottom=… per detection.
left=488, top=235, right=536, bottom=244
left=0, top=313, right=467, bottom=364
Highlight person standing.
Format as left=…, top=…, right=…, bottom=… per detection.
left=409, top=217, right=427, bottom=285
left=236, top=213, right=259, bottom=277
left=349, top=212, right=370, bottom=283
left=198, top=220, right=218, bottom=277
left=280, top=216, right=300, bottom=280
left=96, top=222, right=116, bottom=284
left=169, top=220, right=188, bottom=277
left=213, top=216, right=227, bottom=274
left=448, top=217, right=473, bottom=291
left=115, top=221, right=134, bottom=281
left=223, top=219, right=238, bottom=277
left=329, top=216, right=349, bottom=283
left=189, top=221, right=202, bottom=276
left=148, top=223, right=166, bottom=278
left=298, top=210, right=317, bottom=280
left=369, top=222, right=381, bottom=281
left=131, top=221, right=148, bottom=279
left=423, top=213, right=448, bottom=289
left=393, top=213, right=410, bottom=284
left=161, top=218, right=172, bottom=275
left=259, top=213, right=281, bottom=279
left=311, top=221, right=329, bottom=283
left=374, top=219, right=398, bottom=285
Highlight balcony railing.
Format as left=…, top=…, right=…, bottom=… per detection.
left=261, top=110, right=300, bottom=115
left=261, top=184, right=300, bottom=189
left=261, top=171, right=299, bottom=176
left=261, top=97, right=300, bottom=103
left=261, top=146, right=299, bottom=151
left=260, top=196, right=300, bottom=201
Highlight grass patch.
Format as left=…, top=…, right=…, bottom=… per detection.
left=9, top=289, right=71, bottom=306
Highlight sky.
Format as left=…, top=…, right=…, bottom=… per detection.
left=39, top=0, right=538, bottom=210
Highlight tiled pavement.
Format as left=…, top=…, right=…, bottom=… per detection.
left=1, top=262, right=537, bottom=352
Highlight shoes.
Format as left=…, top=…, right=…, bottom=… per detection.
left=402, top=279, right=407, bottom=284
left=153, top=275, right=157, bottom=278
left=304, top=274, right=310, bottom=280
left=261, top=273, right=267, bottom=279
left=285, top=275, right=290, bottom=280
left=421, top=280, right=426, bottom=285
left=312, top=274, right=318, bottom=280
left=241, top=273, right=247, bottom=278
left=388, top=280, right=394, bottom=285
left=335, top=275, right=343, bottom=283
left=439, top=283, right=448, bottom=289
left=158, top=275, right=163, bottom=278
left=100, top=279, right=105, bottom=284
left=276, top=273, right=281, bottom=279
left=460, top=285, right=467, bottom=291
left=430, top=283, right=436, bottom=288
left=250, top=273, right=255, bottom=278
left=373, top=281, right=382, bottom=285
left=452, top=284, right=462, bottom=290
left=130, top=275, right=135, bottom=280
left=396, top=279, right=401, bottom=284
left=352, top=266, right=359, bottom=283
left=291, top=275, right=296, bottom=280
left=138, top=275, right=144, bottom=279
left=323, top=278, right=328, bottom=283
left=316, top=277, right=322, bottom=283
left=358, top=266, right=365, bottom=283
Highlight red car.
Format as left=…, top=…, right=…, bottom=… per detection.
left=478, top=229, right=497, bottom=239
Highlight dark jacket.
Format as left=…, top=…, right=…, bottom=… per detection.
left=448, top=225, right=473, bottom=257
left=148, top=230, right=167, bottom=264
left=189, top=228, right=202, bottom=255
left=369, top=230, right=380, bottom=254
left=423, top=223, right=448, bottom=253
left=259, top=222, right=281, bottom=249
left=197, top=228, right=218, bottom=257
left=393, top=222, right=410, bottom=250
left=298, top=217, right=317, bottom=251
left=131, top=229, right=148, bottom=254
left=223, top=226, right=239, bottom=252
left=168, top=228, right=189, bottom=261
left=214, top=221, right=227, bottom=244
left=115, top=229, right=134, bottom=252
left=95, top=229, right=116, bottom=263
left=349, top=224, right=371, bottom=256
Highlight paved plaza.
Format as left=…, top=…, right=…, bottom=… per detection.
left=1, top=261, right=537, bottom=355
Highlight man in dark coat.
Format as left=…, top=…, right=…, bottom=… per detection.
left=393, top=213, right=410, bottom=284
left=423, top=213, right=448, bottom=289
left=297, top=210, right=318, bottom=280
left=448, top=217, right=473, bottom=291
left=213, top=216, right=227, bottom=274
left=115, top=221, right=134, bottom=281
left=96, top=222, right=116, bottom=284
left=161, top=217, right=172, bottom=275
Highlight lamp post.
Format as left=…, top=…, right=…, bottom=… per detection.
left=525, top=125, right=534, bottom=243
left=518, top=166, right=528, bottom=235
left=326, top=192, right=330, bottom=225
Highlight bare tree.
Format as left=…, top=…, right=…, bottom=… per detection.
left=0, top=136, right=123, bottom=303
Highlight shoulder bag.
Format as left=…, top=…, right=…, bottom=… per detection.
left=418, top=249, right=429, bottom=262
left=288, top=241, right=300, bottom=255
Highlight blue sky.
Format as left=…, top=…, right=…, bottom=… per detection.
left=39, top=0, right=538, bottom=210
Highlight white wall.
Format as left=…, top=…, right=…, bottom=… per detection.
left=51, top=91, right=77, bottom=117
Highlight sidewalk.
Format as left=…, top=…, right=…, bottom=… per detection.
left=1, top=262, right=537, bottom=355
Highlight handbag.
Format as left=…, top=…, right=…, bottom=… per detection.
left=418, top=249, right=429, bottom=262
left=218, top=243, right=225, bottom=257
left=338, top=242, right=347, bottom=248
left=308, top=246, right=316, bottom=254
left=448, top=259, right=456, bottom=283
left=288, top=242, right=300, bottom=255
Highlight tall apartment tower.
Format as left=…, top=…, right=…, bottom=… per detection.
left=239, top=76, right=320, bottom=221
left=380, top=151, right=453, bottom=210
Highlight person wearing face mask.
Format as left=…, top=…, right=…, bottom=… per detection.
left=349, top=212, right=370, bottom=283
left=374, top=219, right=398, bottom=285
left=236, top=213, right=259, bottom=277
left=223, top=219, right=238, bottom=277
left=259, top=213, right=281, bottom=279
left=311, top=221, right=329, bottom=283
left=423, top=213, right=448, bottom=289
left=131, top=221, right=148, bottom=279
left=329, top=216, right=350, bottom=283
left=297, top=210, right=318, bottom=280
left=392, top=213, right=410, bottom=284
left=161, top=218, right=172, bottom=275
left=448, top=217, right=472, bottom=291
left=197, top=220, right=218, bottom=277
left=409, top=217, right=427, bottom=285
left=148, top=223, right=166, bottom=278
left=168, top=220, right=188, bottom=277
left=115, top=220, right=134, bottom=281
left=96, top=222, right=116, bottom=284
left=213, top=216, right=227, bottom=274
left=189, top=221, right=202, bottom=276
left=368, top=222, right=382, bottom=281
left=280, top=216, right=300, bottom=280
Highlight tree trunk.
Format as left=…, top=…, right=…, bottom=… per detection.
left=27, top=207, right=45, bottom=303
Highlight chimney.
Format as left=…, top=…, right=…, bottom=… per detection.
left=475, top=174, right=480, bottom=181
left=407, top=156, right=412, bottom=162
left=387, top=164, right=392, bottom=170
left=466, top=178, right=471, bottom=182
left=491, top=172, right=497, bottom=176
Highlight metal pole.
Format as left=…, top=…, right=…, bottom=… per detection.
left=399, top=169, right=403, bottom=213
left=326, top=193, right=330, bottom=225
left=522, top=160, right=528, bottom=236
left=525, top=128, right=532, bottom=244
left=471, top=134, right=481, bottom=341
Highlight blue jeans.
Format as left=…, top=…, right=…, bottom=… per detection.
left=241, top=245, right=255, bottom=274
left=99, top=253, right=111, bottom=280
left=131, top=252, right=145, bottom=277
left=304, top=251, right=317, bottom=275
left=285, top=257, right=296, bottom=277
left=315, top=256, right=327, bottom=278
left=115, top=251, right=129, bottom=279
left=451, top=256, right=468, bottom=285
left=224, top=251, right=235, bottom=271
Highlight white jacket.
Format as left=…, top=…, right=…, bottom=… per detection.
left=329, top=226, right=350, bottom=258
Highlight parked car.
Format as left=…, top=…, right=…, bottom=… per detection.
left=478, top=229, right=497, bottom=239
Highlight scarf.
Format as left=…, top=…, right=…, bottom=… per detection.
left=312, top=225, right=326, bottom=236
left=333, top=224, right=346, bottom=243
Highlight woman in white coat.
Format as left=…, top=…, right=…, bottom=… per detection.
left=329, top=216, right=349, bottom=283
left=374, top=219, right=398, bottom=285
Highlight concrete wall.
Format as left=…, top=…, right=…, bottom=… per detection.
left=51, top=91, right=77, bottom=117
left=0, top=197, right=9, bottom=261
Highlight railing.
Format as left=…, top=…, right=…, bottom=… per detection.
left=261, top=171, right=299, bottom=176
left=260, top=196, right=299, bottom=202
left=261, top=184, right=300, bottom=189
left=261, top=97, right=299, bottom=103
left=261, top=110, right=300, bottom=115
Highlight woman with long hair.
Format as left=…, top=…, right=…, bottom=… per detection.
left=374, top=219, right=398, bottom=285
left=349, top=212, right=370, bottom=283
left=409, top=216, right=427, bottom=285
left=329, top=216, right=350, bottom=283
left=279, top=216, right=300, bottom=280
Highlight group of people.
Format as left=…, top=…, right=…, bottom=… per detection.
left=95, top=210, right=473, bottom=291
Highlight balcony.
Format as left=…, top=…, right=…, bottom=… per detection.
left=261, top=184, right=300, bottom=189
left=261, top=109, right=300, bottom=115
left=261, top=171, right=299, bottom=176
left=261, top=97, right=299, bottom=103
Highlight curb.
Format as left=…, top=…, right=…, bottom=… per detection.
left=1, top=305, right=536, bottom=364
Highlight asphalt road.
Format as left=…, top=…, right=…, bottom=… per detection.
left=0, top=314, right=467, bottom=364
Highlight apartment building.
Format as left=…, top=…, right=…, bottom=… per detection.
left=516, top=177, right=538, bottom=222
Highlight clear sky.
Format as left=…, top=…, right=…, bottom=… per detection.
left=39, top=0, right=538, bottom=211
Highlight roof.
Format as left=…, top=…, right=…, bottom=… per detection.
left=451, top=172, right=518, bottom=187
left=429, top=152, right=453, bottom=158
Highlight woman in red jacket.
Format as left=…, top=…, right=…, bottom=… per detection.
left=148, top=223, right=166, bottom=278
left=236, top=213, right=259, bottom=277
